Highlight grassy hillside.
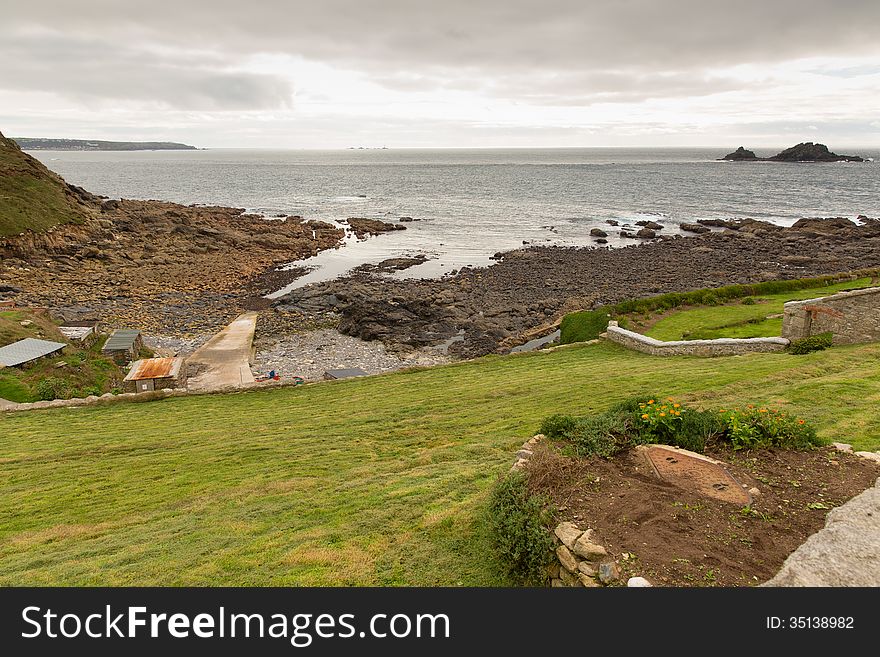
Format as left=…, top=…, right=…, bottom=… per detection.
left=2, top=340, right=879, bottom=585
left=0, top=309, right=124, bottom=402
left=645, top=277, right=873, bottom=341
left=0, top=130, right=93, bottom=236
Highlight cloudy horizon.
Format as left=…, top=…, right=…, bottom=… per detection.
left=2, top=1, right=880, bottom=148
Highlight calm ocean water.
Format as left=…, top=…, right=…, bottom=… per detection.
left=31, top=148, right=880, bottom=287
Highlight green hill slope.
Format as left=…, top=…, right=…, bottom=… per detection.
left=1, top=341, right=878, bottom=585
left=0, top=130, right=94, bottom=237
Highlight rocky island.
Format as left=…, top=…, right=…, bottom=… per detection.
left=721, top=142, right=864, bottom=162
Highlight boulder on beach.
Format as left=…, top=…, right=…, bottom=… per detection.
left=636, top=228, right=657, bottom=238
left=680, top=223, right=710, bottom=234
left=590, top=228, right=608, bottom=238
left=636, top=220, right=663, bottom=230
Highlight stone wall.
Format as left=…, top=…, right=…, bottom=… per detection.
left=605, top=321, right=789, bottom=357
left=782, top=287, right=880, bottom=345
left=511, top=434, right=652, bottom=588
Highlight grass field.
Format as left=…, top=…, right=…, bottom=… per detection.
left=2, top=340, right=880, bottom=585
left=644, top=278, right=873, bottom=341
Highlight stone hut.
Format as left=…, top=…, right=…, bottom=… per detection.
left=102, top=329, right=143, bottom=364
left=782, top=287, right=880, bottom=345
left=123, top=357, right=187, bottom=393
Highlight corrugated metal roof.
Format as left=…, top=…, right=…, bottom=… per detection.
left=59, top=326, right=94, bottom=341
left=0, top=338, right=67, bottom=367
left=124, top=357, right=183, bottom=381
left=103, top=329, right=141, bottom=351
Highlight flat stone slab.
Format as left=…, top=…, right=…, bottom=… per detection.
left=637, top=444, right=752, bottom=505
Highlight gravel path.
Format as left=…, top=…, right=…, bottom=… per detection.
left=253, top=329, right=449, bottom=381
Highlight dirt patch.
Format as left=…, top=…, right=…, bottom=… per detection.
left=525, top=442, right=880, bottom=586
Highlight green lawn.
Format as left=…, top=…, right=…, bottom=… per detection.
left=2, top=340, right=879, bottom=585
left=645, top=278, right=873, bottom=341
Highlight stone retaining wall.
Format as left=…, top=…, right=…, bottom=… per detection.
left=782, top=286, right=880, bottom=345
left=605, top=321, right=789, bottom=357
left=511, top=434, right=651, bottom=588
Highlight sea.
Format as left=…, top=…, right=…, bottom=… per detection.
left=30, top=147, right=880, bottom=293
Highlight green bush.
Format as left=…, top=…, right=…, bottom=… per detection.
left=541, top=396, right=819, bottom=455
left=487, top=474, right=556, bottom=586
left=787, top=332, right=833, bottom=355
left=539, top=414, right=578, bottom=438
left=34, top=377, right=72, bottom=401
left=741, top=297, right=756, bottom=305
left=567, top=413, right=629, bottom=457
left=559, top=310, right=610, bottom=344
left=721, top=407, right=821, bottom=450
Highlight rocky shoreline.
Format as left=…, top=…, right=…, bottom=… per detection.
left=0, top=199, right=404, bottom=336
left=275, top=216, right=880, bottom=358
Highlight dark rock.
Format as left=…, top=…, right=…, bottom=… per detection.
left=635, top=220, right=663, bottom=230
left=590, top=228, right=608, bottom=238
left=769, top=142, right=863, bottom=163
left=605, top=220, right=619, bottom=226
left=721, top=146, right=758, bottom=161
left=636, top=228, right=657, bottom=238
left=595, top=238, right=608, bottom=244
left=680, top=223, right=710, bottom=234
left=697, top=218, right=730, bottom=228
left=620, top=231, right=635, bottom=238
left=101, top=199, right=120, bottom=212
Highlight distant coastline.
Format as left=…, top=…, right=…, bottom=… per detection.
left=12, top=137, right=199, bottom=151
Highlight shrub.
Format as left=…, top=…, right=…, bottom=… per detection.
left=720, top=406, right=821, bottom=450
left=487, top=474, right=556, bottom=586
left=637, top=397, right=684, bottom=441
left=741, top=297, right=756, bottom=305
left=559, top=310, right=610, bottom=344
left=787, top=332, right=833, bottom=355
left=676, top=409, right=727, bottom=452
left=34, top=377, right=73, bottom=401
left=567, top=413, right=629, bottom=457
left=540, top=396, right=819, bottom=456
left=539, top=414, right=578, bottom=438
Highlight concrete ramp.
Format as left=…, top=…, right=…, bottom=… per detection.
left=186, top=312, right=258, bottom=391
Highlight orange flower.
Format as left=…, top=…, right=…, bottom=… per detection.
left=673, top=403, right=681, bottom=409
left=659, top=412, right=666, bottom=417
left=648, top=399, right=655, bottom=404
left=759, top=409, right=768, bottom=413
left=798, top=419, right=805, bottom=425
left=641, top=414, right=649, bottom=420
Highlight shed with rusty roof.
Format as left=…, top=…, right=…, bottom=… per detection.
left=123, top=357, right=187, bottom=393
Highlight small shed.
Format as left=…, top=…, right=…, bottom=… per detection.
left=123, top=357, right=187, bottom=393
left=59, top=321, right=99, bottom=345
left=102, top=329, right=143, bottom=364
left=0, top=338, right=66, bottom=367
left=323, top=367, right=369, bottom=381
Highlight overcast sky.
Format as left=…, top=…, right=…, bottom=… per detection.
left=2, top=1, right=879, bottom=148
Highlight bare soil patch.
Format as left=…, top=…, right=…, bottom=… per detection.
left=525, top=443, right=880, bottom=586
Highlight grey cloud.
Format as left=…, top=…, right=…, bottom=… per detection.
left=5, top=1, right=879, bottom=107
left=6, top=1, right=880, bottom=72
left=0, top=32, right=293, bottom=110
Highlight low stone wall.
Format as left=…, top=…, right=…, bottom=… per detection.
left=511, top=434, right=652, bottom=588
left=782, top=286, right=880, bottom=345
left=605, top=321, right=789, bottom=357
left=0, top=378, right=306, bottom=413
